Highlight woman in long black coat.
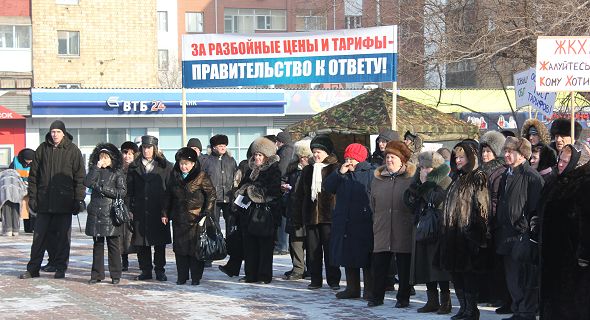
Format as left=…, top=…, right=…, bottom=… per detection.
left=323, top=143, right=374, bottom=300
left=404, top=151, right=452, bottom=314
left=84, top=143, right=126, bottom=284
left=162, top=147, right=216, bottom=285
left=234, top=137, right=282, bottom=284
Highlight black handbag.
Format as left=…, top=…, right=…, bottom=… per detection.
left=110, top=193, right=130, bottom=226
left=247, top=203, right=275, bottom=237
left=415, top=198, right=440, bottom=243
left=511, top=232, right=539, bottom=265
left=197, top=216, right=227, bottom=261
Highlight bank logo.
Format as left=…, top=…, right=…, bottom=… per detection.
left=106, top=96, right=166, bottom=112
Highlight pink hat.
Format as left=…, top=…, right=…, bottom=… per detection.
left=344, top=143, right=368, bottom=162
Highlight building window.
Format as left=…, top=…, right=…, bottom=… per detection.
left=157, top=11, right=168, bottom=32
left=186, top=12, right=204, bottom=33
left=0, top=25, right=31, bottom=49
left=56, top=0, right=79, bottom=4
left=58, top=31, right=80, bottom=56
left=345, top=16, right=362, bottom=29
left=158, top=50, right=169, bottom=71
left=296, top=11, right=327, bottom=31
left=445, top=60, right=476, bottom=88
left=57, top=83, right=81, bottom=89
left=224, top=8, right=286, bottom=34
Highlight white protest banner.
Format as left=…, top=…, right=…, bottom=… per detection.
left=536, top=36, right=590, bottom=92
left=181, top=26, right=397, bottom=88
left=514, top=67, right=556, bottom=117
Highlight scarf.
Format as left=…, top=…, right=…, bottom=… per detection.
left=311, top=162, right=327, bottom=202
left=142, top=158, right=155, bottom=173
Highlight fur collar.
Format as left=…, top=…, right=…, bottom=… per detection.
left=88, top=143, right=122, bottom=171
left=374, top=162, right=417, bottom=180
left=247, top=154, right=279, bottom=181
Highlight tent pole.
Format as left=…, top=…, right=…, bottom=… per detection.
left=391, top=81, right=397, bottom=130
left=182, top=87, right=187, bottom=146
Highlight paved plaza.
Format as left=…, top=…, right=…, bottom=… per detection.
left=0, top=214, right=506, bottom=320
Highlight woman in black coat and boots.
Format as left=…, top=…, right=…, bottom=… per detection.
left=162, top=147, right=216, bottom=285
left=119, top=141, right=139, bottom=272
left=404, top=151, right=453, bottom=314
left=437, top=141, right=490, bottom=320
left=324, top=143, right=374, bottom=300
left=84, top=143, right=126, bottom=285
left=234, top=137, right=282, bottom=284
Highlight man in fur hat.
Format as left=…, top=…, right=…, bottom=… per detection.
left=19, top=120, right=86, bottom=280
left=550, top=118, right=590, bottom=167
left=201, top=134, right=238, bottom=239
left=494, top=137, right=544, bottom=320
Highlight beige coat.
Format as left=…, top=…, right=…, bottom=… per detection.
left=370, top=163, right=416, bottom=253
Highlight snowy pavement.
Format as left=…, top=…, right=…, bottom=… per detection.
left=0, top=214, right=507, bottom=320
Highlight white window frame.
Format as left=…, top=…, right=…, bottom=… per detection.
left=158, top=49, right=169, bottom=71
left=345, top=15, right=362, bottom=29
left=224, top=8, right=286, bottom=34
left=58, top=30, right=80, bottom=56
left=157, top=11, right=168, bottom=32
left=185, top=12, right=204, bottom=33
left=0, top=25, right=31, bottom=49
left=296, top=11, right=327, bottom=32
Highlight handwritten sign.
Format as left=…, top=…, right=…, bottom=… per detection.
left=536, top=36, right=590, bottom=92
left=514, top=67, right=556, bottom=117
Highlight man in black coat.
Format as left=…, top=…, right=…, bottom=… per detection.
left=494, top=137, right=544, bottom=320
left=275, top=131, right=293, bottom=255
left=127, top=135, right=173, bottom=281
left=201, top=134, right=237, bottom=235
left=19, top=120, right=86, bottom=279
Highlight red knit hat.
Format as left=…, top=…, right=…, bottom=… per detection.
left=344, top=143, right=368, bottom=162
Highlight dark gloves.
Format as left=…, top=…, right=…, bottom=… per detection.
left=242, top=194, right=252, bottom=204
left=73, top=200, right=86, bottom=215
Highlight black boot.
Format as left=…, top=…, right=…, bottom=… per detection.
left=122, top=254, right=129, bottom=272
left=463, top=292, right=480, bottom=320
left=362, top=267, right=373, bottom=301
left=437, top=289, right=452, bottom=314
left=451, top=289, right=466, bottom=320
left=336, top=268, right=360, bottom=299
left=417, top=289, right=440, bottom=313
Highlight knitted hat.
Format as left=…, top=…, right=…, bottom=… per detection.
left=418, top=151, right=445, bottom=169
left=187, top=138, right=202, bottom=151
left=210, top=134, right=229, bottom=147
left=120, top=141, right=139, bottom=153
left=294, top=139, right=312, bottom=158
left=344, top=143, right=368, bottom=162
left=504, top=136, right=532, bottom=160
left=141, top=135, right=159, bottom=147
left=49, top=120, right=66, bottom=133
left=19, top=148, right=35, bottom=161
left=276, top=131, right=292, bottom=144
left=250, top=137, right=276, bottom=158
left=175, top=147, right=199, bottom=163
left=480, top=130, right=506, bottom=157
left=310, top=135, right=334, bottom=154
left=384, top=141, right=412, bottom=164
left=377, top=129, right=400, bottom=142
left=550, top=118, right=582, bottom=140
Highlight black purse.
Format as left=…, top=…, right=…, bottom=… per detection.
left=197, top=216, right=227, bottom=261
left=511, top=232, right=539, bottom=265
left=247, top=203, right=275, bottom=237
left=415, top=195, right=441, bottom=243
left=111, top=192, right=130, bottom=226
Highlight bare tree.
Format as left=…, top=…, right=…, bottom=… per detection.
left=158, top=54, right=182, bottom=88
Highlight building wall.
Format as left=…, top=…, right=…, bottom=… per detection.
left=0, top=0, right=30, bottom=16
left=32, top=0, right=158, bottom=88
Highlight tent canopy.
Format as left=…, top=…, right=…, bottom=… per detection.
left=286, top=88, right=479, bottom=142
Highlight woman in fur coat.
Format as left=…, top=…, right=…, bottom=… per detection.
left=162, top=147, right=216, bottom=285
left=369, top=141, right=416, bottom=308
left=234, top=137, right=282, bottom=284
left=292, top=135, right=341, bottom=290
left=437, top=140, right=490, bottom=320
left=84, top=143, right=126, bottom=284
left=404, top=151, right=452, bottom=314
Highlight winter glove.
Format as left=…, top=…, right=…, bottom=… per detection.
left=242, top=194, right=252, bottom=205
left=73, top=200, right=86, bottom=215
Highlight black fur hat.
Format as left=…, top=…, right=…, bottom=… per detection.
left=89, top=143, right=122, bottom=170
left=310, top=135, right=334, bottom=154
left=533, top=144, right=557, bottom=172
left=175, top=147, right=199, bottom=163
left=550, top=118, right=582, bottom=140
left=210, top=134, right=229, bottom=147
left=120, top=141, right=139, bottom=153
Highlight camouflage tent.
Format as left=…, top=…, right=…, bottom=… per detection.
left=286, top=88, right=479, bottom=142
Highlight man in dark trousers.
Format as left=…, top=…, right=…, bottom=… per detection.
left=275, top=131, right=294, bottom=255
left=495, top=137, right=544, bottom=320
left=19, top=120, right=86, bottom=279
left=127, top=135, right=173, bottom=281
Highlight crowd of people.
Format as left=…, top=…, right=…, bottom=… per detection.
left=3, top=118, right=590, bottom=319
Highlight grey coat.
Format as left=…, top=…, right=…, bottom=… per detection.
left=370, top=163, right=416, bottom=253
